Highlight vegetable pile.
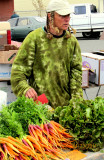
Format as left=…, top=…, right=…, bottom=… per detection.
left=0, top=122, right=74, bottom=159
left=0, top=96, right=52, bottom=138
left=53, top=97, right=104, bottom=152
left=0, top=96, right=76, bottom=159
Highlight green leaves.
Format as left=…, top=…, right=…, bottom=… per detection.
left=53, top=97, right=104, bottom=151
left=86, top=107, right=91, bottom=118
left=0, top=96, right=52, bottom=138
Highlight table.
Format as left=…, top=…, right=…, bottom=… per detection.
left=83, top=83, right=102, bottom=100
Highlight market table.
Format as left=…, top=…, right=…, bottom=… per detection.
left=83, top=83, right=103, bottom=100
left=82, top=51, right=104, bottom=100
left=82, top=150, right=104, bottom=160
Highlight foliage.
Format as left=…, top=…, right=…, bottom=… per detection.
left=53, top=97, right=104, bottom=152
left=0, top=96, right=52, bottom=138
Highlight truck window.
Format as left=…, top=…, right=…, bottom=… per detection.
left=74, top=6, right=86, bottom=14
left=90, top=5, right=97, bottom=13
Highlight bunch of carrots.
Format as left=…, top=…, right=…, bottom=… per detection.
left=0, top=121, right=74, bottom=160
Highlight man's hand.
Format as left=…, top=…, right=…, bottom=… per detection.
left=25, top=88, right=38, bottom=101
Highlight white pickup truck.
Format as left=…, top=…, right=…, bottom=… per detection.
left=70, top=3, right=104, bottom=38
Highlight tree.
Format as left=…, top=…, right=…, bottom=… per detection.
left=32, top=0, right=45, bottom=16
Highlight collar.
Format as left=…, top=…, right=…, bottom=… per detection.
left=44, top=26, right=66, bottom=38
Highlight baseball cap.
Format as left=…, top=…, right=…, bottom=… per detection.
left=46, top=0, right=71, bottom=16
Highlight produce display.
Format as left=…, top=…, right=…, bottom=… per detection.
left=0, top=122, right=74, bottom=159
left=1, top=95, right=104, bottom=159
left=0, top=96, right=78, bottom=160
left=53, top=97, right=104, bottom=151
left=0, top=96, right=52, bottom=138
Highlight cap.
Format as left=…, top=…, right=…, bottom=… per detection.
left=46, top=0, right=71, bottom=16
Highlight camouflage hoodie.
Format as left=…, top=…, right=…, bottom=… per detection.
left=11, top=27, right=83, bottom=108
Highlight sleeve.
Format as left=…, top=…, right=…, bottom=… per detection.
left=69, top=38, right=83, bottom=99
left=11, top=32, right=36, bottom=97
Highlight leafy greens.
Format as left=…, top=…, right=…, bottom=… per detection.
left=0, top=96, right=52, bottom=138
left=53, top=97, right=104, bottom=152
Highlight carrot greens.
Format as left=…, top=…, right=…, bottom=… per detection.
left=0, top=96, right=52, bottom=138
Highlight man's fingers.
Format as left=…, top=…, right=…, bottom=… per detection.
left=31, top=88, right=38, bottom=100
left=25, top=88, right=38, bottom=101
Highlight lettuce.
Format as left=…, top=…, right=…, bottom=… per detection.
left=53, top=97, right=104, bottom=151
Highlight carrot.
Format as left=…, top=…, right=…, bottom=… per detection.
left=22, top=138, right=40, bottom=160
left=26, top=135, right=43, bottom=150
left=28, top=126, right=34, bottom=137
left=20, top=154, right=31, bottom=160
left=8, top=136, right=25, bottom=146
left=45, top=122, right=73, bottom=150
left=32, top=143, right=42, bottom=152
left=45, top=151, right=60, bottom=160
left=29, top=125, right=40, bottom=142
left=44, top=123, right=49, bottom=135
left=50, top=121, right=72, bottom=138
left=50, top=121, right=64, bottom=129
left=9, top=157, right=14, bottom=160
left=53, top=150, right=67, bottom=160
left=0, top=146, right=5, bottom=160
left=6, top=142, right=20, bottom=153
left=0, top=137, right=31, bottom=151
left=50, top=121, right=66, bottom=133
left=6, top=145, right=16, bottom=158
left=26, top=135, right=48, bottom=160
left=23, top=136, right=34, bottom=151
left=15, top=156, right=20, bottom=160
left=35, top=125, right=43, bottom=131
left=22, top=139, right=30, bottom=147
left=19, top=154, right=24, bottom=160
left=40, top=123, right=44, bottom=129
left=0, top=137, right=23, bottom=148
left=6, top=147, right=19, bottom=158
left=42, top=129, right=58, bottom=147
left=1, top=143, right=10, bottom=156
left=2, top=143, right=8, bottom=159
left=48, top=127, right=60, bottom=139
left=35, top=129, right=49, bottom=147
left=0, top=137, right=36, bottom=158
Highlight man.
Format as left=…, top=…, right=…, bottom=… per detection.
left=11, top=0, right=83, bottom=108
left=11, top=11, right=19, bottom=19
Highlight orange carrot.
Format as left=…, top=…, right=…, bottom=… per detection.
left=40, top=123, right=44, bottom=129
left=50, top=121, right=72, bottom=138
left=6, top=142, right=20, bottom=153
left=35, top=129, right=49, bottom=147
left=8, top=136, right=25, bottom=146
left=29, top=125, right=40, bottom=141
left=0, top=137, right=36, bottom=158
left=6, top=145, right=16, bottom=158
left=6, top=145, right=19, bottom=157
left=19, top=153, right=30, bottom=160
left=45, top=151, right=61, bottom=160
left=23, top=136, right=34, bottom=151
left=26, top=135, right=48, bottom=160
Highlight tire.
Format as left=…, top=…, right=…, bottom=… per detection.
left=92, top=32, right=100, bottom=38
left=82, top=32, right=92, bottom=38
left=82, top=31, right=100, bottom=38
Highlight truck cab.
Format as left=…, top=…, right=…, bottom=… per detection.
left=70, top=4, right=97, bottom=30
left=70, top=3, right=104, bottom=38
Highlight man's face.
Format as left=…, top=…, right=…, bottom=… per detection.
left=53, top=12, right=70, bottom=31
